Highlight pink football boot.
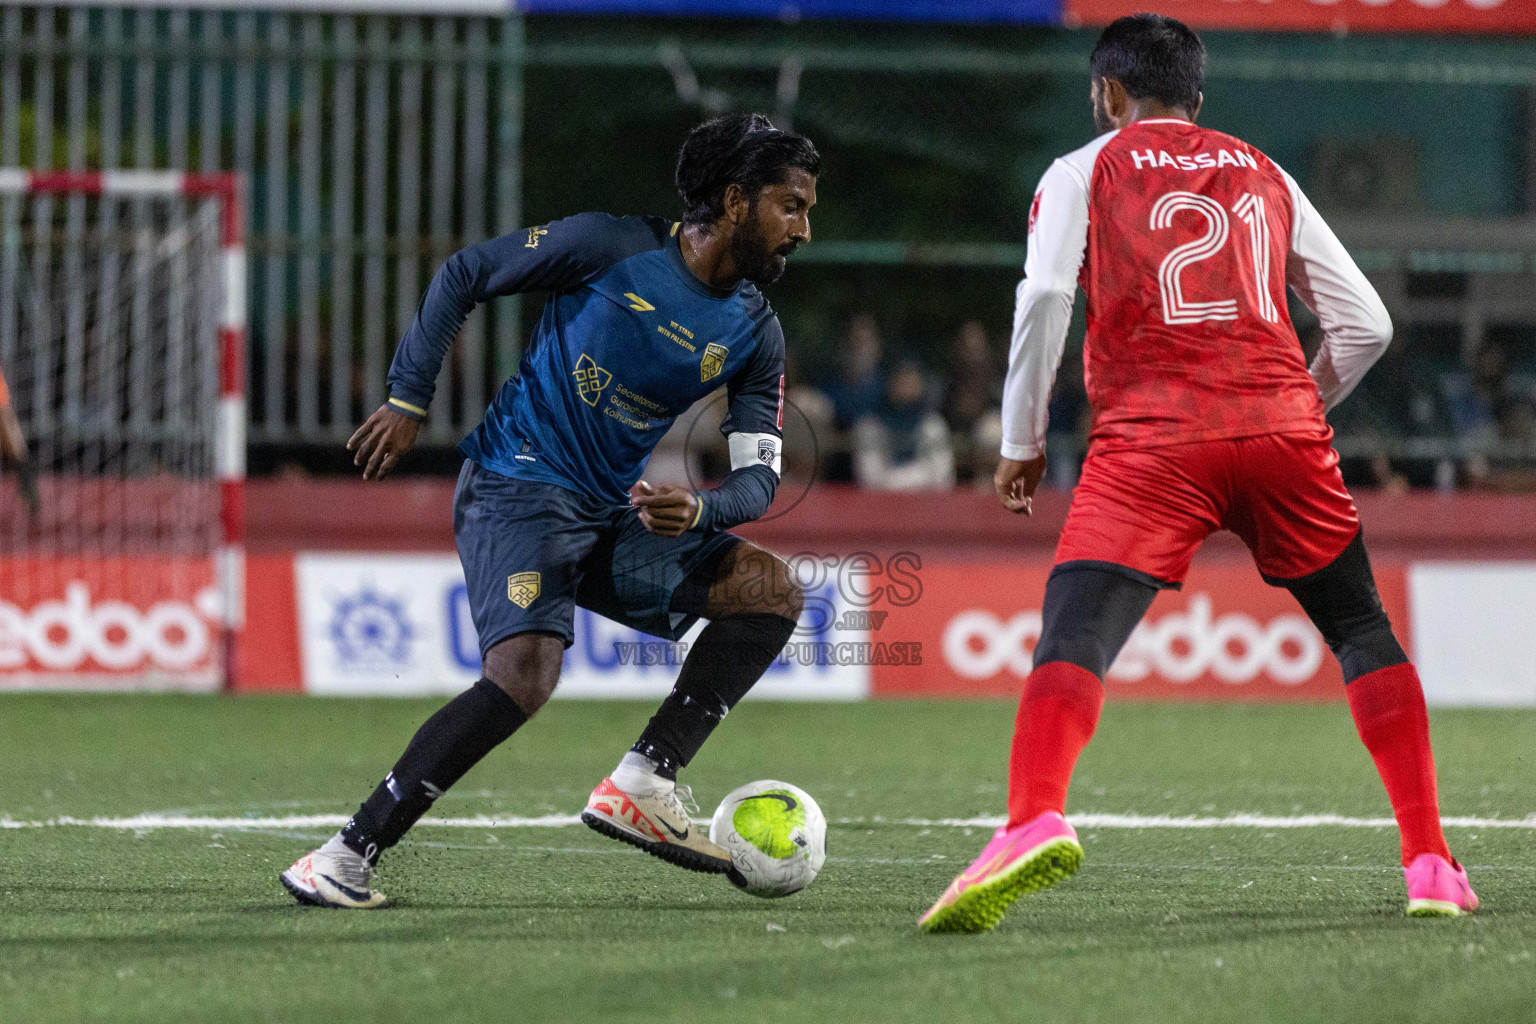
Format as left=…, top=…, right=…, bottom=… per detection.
left=1405, top=853, right=1478, bottom=917
left=919, top=810, right=1083, bottom=933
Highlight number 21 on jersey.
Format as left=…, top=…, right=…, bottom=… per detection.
left=1151, top=190, right=1280, bottom=327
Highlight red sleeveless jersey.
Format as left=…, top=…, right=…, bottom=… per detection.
left=1080, top=119, right=1327, bottom=450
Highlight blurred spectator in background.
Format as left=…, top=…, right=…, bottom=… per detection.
left=1444, top=340, right=1536, bottom=490
left=854, top=356, right=954, bottom=491
left=782, top=351, right=832, bottom=483
left=1501, top=397, right=1536, bottom=449
left=1330, top=328, right=1454, bottom=492
left=1444, top=341, right=1512, bottom=452
left=1467, top=394, right=1536, bottom=492
left=940, top=321, right=1004, bottom=486
left=824, top=313, right=885, bottom=428
left=819, top=312, right=885, bottom=481
left=1045, top=342, right=1090, bottom=490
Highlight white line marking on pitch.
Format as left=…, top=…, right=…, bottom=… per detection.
left=890, top=813, right=1536, bottom=829
left=2, top=812, right=1534, bottom=830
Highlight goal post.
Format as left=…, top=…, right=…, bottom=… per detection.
left=0, top=170, right=245, bottom=691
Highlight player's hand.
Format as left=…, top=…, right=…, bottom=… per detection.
left=631, top=480, right=698, bottom=538
left=0, top=404, right=26, bottom=466
left=347, top=404, right=422, bottom=481
left=0, top=406, right=38, bottom=526
left=994, top=454, right=1047, bottom=516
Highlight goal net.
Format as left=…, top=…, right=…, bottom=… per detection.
left=0, top=172, right=244, bottom=690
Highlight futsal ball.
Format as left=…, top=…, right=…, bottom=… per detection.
left=710, top=780, right=827, bottom=898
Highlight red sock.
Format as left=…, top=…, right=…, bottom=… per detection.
left=1007, top=661, right=1105, bottom=827
left=1346, top=662, right=1451, bottom=866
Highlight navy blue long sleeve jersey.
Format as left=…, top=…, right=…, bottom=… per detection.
left=386, top=213, right=784, bottom=530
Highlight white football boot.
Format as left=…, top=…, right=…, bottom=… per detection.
left=582, top=754, right=733, bottom=875
left=280, top=835, right=388, bottom=909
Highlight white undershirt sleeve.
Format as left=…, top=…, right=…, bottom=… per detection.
left=1000, top=158, right=1090, bottom=461
left=1280, top=168, right=1394, bottom=411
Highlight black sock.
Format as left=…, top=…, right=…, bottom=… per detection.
left=341, top=678, right=527, bottom=860
left=631, top=613, right=796, bottom=778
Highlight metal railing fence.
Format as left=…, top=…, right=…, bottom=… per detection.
left=1, top=4, right=523, bottom=444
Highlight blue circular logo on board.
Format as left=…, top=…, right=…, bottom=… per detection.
left=328, top=586, right=414, bottom=667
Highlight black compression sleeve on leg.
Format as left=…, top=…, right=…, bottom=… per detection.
left=1273, top=532, right=1408, bottom=682
left=1034, top=563, right=1161, bottom=679
left=342, top=678, right=527, bottom=860
left=631, top=613, right=795, bottom=778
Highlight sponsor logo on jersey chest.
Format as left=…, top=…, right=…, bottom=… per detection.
left=571, top=354, right=612, bottom=407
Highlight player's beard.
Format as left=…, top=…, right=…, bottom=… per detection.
left=1092, top=93, right=1116, bottom=136
left=731, top=204, right=795, bottom=285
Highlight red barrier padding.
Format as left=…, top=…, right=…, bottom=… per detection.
left=869, top=560, right=1410, bottom=701
left=235, top=554, right=304, bottom=692
left=0, top=555, right=218, bottom=683
left=245, top=478, right=1536, bottom=559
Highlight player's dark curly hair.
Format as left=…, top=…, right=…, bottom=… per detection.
left=675, top=113, right=821, bottom=229
left=1089, top=13, right=1205, bottom=114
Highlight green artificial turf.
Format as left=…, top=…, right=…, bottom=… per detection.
left=0, top=695, right=1532, bottom=1023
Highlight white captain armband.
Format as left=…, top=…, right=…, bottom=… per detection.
left=727, top=432, right=781, bottom=477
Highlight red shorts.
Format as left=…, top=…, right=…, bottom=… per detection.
left=1055, top=431, right=1359, bottom=585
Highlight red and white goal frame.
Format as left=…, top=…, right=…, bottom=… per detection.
left=0, top=169, right=245, bottom=690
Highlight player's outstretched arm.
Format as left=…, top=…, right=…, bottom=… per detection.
left=0, top=399, right=25, bottom=465
left=383, top=213, right=657, bottom=428
left=0, top=372, right=38, bottom=521
left=1279, top=170, right=1393, bottom=411
left=997, top=158, right=1088, bottom=514
left=347, top=404, right=421, bottom=481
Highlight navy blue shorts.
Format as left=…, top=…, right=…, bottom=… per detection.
left=453, top=460, right=740, bottom=654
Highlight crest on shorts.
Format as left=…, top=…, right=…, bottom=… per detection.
left=700, top=343, right=729, bottom=382
left=507, top=572, right=541, bottom=609
left=757, top=438, right=776, bottom=465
